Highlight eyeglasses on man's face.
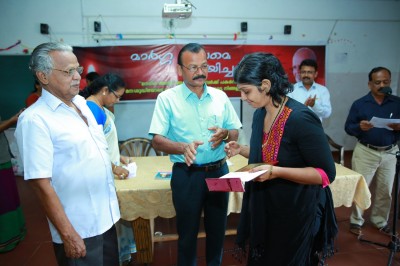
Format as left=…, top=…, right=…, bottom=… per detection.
left=180, top=64, right=209, bottom=73
left=52, top=66, right=84, bottom=77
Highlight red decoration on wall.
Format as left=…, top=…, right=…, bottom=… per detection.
left=0, top=40, right=21, bottom=52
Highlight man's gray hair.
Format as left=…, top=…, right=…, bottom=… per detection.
left=29, top=42, right=73, bottom=76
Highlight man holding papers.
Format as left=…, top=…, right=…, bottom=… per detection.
left=345, top=66, right=400, bottom=236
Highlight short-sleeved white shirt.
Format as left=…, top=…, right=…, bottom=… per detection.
left=15, top=89, right=120, bottom=243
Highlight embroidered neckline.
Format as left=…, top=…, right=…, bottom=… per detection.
left=262, top=97, right=286, bottom=149
left=262, top=100, right=292, bottom=162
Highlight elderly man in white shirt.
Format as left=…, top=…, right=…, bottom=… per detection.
left=288, top=59, right=332, bottom=121
left=15, top=42, right=120, bottom=265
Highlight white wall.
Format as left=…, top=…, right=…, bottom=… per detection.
left=1, top=0, right=400, bottom=149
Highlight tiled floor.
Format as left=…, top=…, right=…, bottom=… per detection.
left=148, top=207, right=400, bottom=266
left=2, top=153, right=400, bottom=266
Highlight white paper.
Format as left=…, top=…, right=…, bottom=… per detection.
left=370, top=116, right=400, bottom=131
left=122, top=162, right=137, bottom=179
left=219, top=169, right=268, bottom=182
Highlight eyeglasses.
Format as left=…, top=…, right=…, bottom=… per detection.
left=52, top=66, right=84, bottom=77
left=180, top=64, right=208, bottom=73
left=110, top=90, right=122, bottom=99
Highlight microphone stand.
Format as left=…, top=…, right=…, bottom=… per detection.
left=359, top=150, right=400, bottom=266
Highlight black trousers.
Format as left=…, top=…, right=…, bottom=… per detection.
left=172, top=162, right=229, bottom=266
left=53, top=224, right=119, bottom=266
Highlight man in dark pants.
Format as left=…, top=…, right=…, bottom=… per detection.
left=149, top=43, right=242, bottom=265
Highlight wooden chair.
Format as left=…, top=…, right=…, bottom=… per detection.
left=326, top=134, right=344, bottom=165
left=119, top=137, right=163, bottom=157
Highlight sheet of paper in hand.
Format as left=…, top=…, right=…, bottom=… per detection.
left=235, top=163, right=271, bottom=172
left=122, top=162, right=137, bottom=179
left=206, top=169, right=268, bottom=192
left=370, top=116, right=400, bottom=131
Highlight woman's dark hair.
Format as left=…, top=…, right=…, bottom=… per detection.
left=85, top=71, right=100, bottom=83
left=233, top=52, right=293, bottom=107
left=79, top=73, right=125, bottom=99
left=32, top=80, right=40, bottom=93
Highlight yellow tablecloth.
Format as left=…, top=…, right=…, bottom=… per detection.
left=115, top=157, right=371, bottom=221
left=330, top=163, right=371, bottom=210
left=115, top=156, right=371, bottom=263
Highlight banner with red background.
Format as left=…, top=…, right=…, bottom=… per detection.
left=74, top=44, right=325, bottom=100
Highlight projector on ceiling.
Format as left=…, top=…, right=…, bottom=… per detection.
left=162, top=3, right=192, bottom=19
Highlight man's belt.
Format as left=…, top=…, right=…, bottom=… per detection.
left=175, top=158, right=227, bottom=172
left=359, top=141, right=396, bottom=152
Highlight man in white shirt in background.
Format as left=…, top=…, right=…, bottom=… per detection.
left=288, top=59, right=332, bottom=121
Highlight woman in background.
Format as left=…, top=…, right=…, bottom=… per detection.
left=25, top=80, right=42, bottom=107
left=80, top=73, right=129, bottom=178
left=79, top=73, right=136, bottom=265
left=0, top=110, right=26, bottom=252
left=225, top=53, right=337, bottom=265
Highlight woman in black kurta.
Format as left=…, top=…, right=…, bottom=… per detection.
left=226, top=53, right=337, bottom=265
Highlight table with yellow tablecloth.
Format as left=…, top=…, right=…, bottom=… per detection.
left=115, top=156, right=371, bottom=263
